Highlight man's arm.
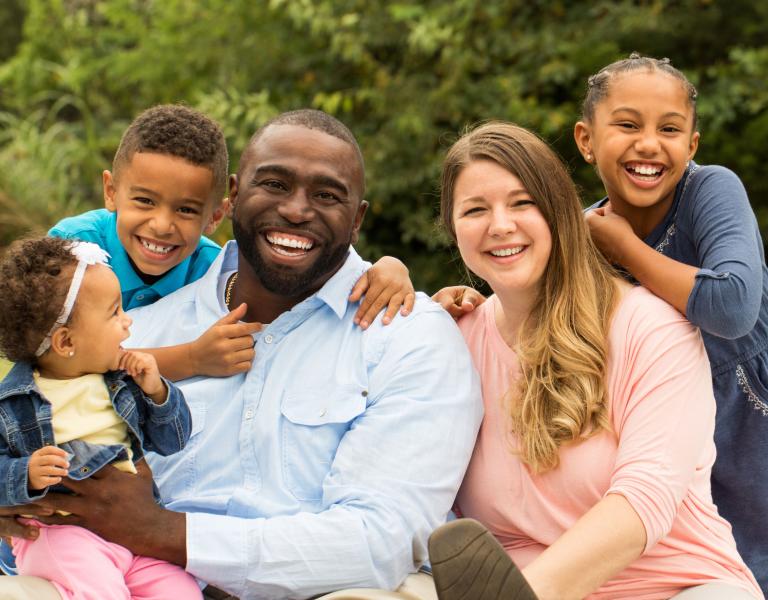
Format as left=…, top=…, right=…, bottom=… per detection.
left=36, top=460, right=187, bottom=565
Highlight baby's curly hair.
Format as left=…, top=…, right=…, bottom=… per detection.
left=0, top=237, right=78, bottom=364
left=112, top=104, right=229, bottom=201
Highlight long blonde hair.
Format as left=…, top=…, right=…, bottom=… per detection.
left=441, top=122, right=618, bottom=472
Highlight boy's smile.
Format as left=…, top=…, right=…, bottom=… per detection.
left=104, top=152, right=224, bottom=280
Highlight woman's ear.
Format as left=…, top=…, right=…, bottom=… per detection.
left=573, top=121, right=594, bottom=163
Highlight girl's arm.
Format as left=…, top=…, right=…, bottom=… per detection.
left=586, top=206, right=697, bottom=315
left=523, top=494, right=645, bottom=600
left=348, top=256, right=415, bottom=329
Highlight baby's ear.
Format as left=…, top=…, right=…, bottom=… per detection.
left=49, top=327, right=75, bottom=358
left=203, top=198, right=228, bottom=235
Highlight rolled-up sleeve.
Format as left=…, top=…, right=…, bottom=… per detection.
left=685, top=167, right=763, bottom=338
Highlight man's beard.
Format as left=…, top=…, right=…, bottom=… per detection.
left=233, top=218, right=351, bottom=298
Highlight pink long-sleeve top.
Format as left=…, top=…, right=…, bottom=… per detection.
left=456, top=286, right=761, bottom=599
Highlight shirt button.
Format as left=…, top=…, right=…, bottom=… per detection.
left=136, top=294, right=145, bottom=301
left=244, top=409, right=254, bottom=419
left=264, top=334, right=274, bottom=344
left=318, top=409, right=326, bottom=417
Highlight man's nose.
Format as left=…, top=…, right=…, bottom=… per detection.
left=277, top=190, right=314, bottom=223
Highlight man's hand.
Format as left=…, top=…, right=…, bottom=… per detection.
left=190, top=302, right=263, bottom=376
left=349, top=256, right=416, bottom=329
left=0, top=505, right=54, bottom=542
left=36, top=460, right=186, bottom=565
left=119, top=351, right=166, bottom=403
left=431, top=285, right=486, bottom=320
left=28, top=446, right=70, bottom=490
left=584, top=203, right=637, bottom=266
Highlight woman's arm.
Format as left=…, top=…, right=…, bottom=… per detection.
left=522, top=494, right=645, bottom=600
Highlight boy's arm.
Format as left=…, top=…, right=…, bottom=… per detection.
left=145, top=303, right=262, bottom=381
left=348, top=256, right=415, bottom=329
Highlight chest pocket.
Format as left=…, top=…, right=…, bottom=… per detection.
left=280, top=385, right=367, bottom=502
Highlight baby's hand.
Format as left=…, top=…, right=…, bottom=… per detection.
left=432, top=286, right=486, bottom=320
left=349, top=256, right=415, bottom=329
left=585, top=203, right=636, bottom=265
left=28, top=446, right=69, bottom=490
left=191, top=303, right=262, bottom=376
left=119, top=350, right=166, bottom=403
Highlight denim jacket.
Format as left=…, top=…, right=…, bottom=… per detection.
left=0, top=361, right=191, bottom=505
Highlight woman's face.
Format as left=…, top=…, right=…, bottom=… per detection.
left=452, top=160, right=552, bottom=301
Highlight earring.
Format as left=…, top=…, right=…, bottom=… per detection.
left=68, top=351, right=75, bottom=357
left=586, top=152, right=593, bottom=162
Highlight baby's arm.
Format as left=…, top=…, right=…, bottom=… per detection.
left=586, top=206, right=697, bottom=315
left=431, top=285, right=487, bottom=320
left=348, top=256, right=415, bottom=329
left=146, top=303, right=262, bottom=381
left=28, top=446, right=70, bottom=491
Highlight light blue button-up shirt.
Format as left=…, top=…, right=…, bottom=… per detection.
left=127, top=241, right=482, bottom=599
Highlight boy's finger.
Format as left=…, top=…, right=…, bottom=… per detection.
left=381, top=294, right=404, bottom=326
left=229, top=348, right=256, bottom=364
left=215, top=302, right=248, bottom=326
left=233, top=321, right=263, bottom=336
left=358, top=295, right=389, bottom=329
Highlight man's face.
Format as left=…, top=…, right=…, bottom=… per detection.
left=229, top=124, right=367, bottom=298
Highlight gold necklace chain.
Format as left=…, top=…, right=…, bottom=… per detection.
left=225, top=272, right=238, bottom=308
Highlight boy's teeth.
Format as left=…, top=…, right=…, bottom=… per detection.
left=266, top=233, right=314, bottom=250
left=141, top=239, right=174, bottom=254
left=490, top=247, right=523, bottom=257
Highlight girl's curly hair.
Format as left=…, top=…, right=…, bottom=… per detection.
left=0, top=236, right=78, bottom=363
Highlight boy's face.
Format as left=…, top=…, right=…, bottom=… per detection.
left=104, top=152, right=224, bottom=278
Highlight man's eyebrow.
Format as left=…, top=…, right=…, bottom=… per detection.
left=251, top=164, right=294, bottom=180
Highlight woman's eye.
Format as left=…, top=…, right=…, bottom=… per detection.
left=462, top=206, right=484, bottom=216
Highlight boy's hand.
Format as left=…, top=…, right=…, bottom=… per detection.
left=191, top=303, right=262, bottom=376
left=119, top=350, right=167, bottom=404
left=585, top=203, right=637, bottom=266
left=28, top=446, right=70, bottom=490
left=349, top=256, right=415, bottom=329
left=431, top=286, right=486, bottom=320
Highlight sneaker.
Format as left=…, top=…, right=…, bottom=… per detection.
left=428, top=518, right=538, bottom=600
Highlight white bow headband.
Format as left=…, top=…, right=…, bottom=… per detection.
left=34, top=241, right=112, bottom=357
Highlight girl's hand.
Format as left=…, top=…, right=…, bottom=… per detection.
left=119, top=350, right=167, bottom=404
left=349, top=256, right=415, bottom=329
left=585, top=204, right=637, bottom=266
left=28, top=446, right=70, bottom=490
left=189, top=303, right=262, bottom=376
left=432, top=286, right=486, bottom=320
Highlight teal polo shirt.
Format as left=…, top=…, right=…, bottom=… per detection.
left=49, top=209, right=221, bottom=310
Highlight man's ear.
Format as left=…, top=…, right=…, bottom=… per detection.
left=350, top=200, right=369, bottom=245
left=49, top=327, right=75, bottom=358
left=226, top=174, right=238, bottom=219
left=103, top=170, right=117, bottom=211
left=203, top=198, right=229, bottom=235
left=573, top=121, right=594, bottom=163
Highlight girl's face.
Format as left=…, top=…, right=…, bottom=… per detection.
left=67, top=264, right=132, bottom=373
left=574, top=70, right=699, bottom=222
left=452, top=160, right=552, bottom=303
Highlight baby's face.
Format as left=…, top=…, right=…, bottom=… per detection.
left=67, top=265, right=132, bottom=373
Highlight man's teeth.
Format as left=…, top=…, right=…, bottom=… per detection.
left=266, top=234, right=314, bottom=250
left=141, top=239, right=174, bottom=254
left=490, top=247, right=524, bottom=257
left=628, top=164, right=662, bottom=176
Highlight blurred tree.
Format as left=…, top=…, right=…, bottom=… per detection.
left=0, top=0, right=765, bottom=291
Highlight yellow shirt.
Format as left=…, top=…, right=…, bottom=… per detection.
left=33, top=372, right=136, bottom=474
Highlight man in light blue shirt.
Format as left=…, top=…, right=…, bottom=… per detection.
left=5, top=109, right=482, bottom=600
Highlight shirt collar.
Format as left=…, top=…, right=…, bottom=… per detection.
left=198, top=242, right=368, bottom=321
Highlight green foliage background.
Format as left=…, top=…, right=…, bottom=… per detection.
left=0, top=0, right=766, bottom=292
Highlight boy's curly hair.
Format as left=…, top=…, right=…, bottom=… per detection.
left=112, top=104, right=229, bottom=201
left=0, top=237, right=78, bottom=364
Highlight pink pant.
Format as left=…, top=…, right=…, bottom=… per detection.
left=13, top=521, right=202, bottom=600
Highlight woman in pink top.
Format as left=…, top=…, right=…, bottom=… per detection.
left=427, top=122, right=761, bottom=600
